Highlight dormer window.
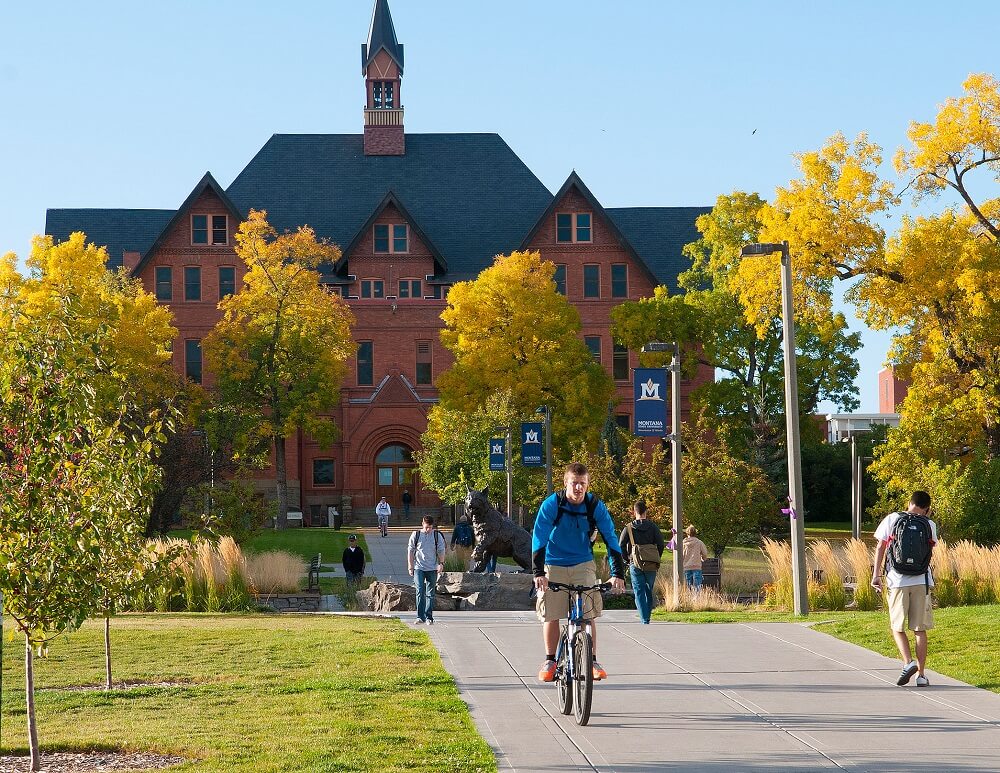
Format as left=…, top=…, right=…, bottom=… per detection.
left=556, top=213, right=592, bottom=243
left=192, top=214, right=228, bottom=246
left=374, top=223, right=408, bottom=254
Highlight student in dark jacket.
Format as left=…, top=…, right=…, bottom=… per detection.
left=342, top=535, right=366, bottom=585
left=617, top=500, right=665, bottom=624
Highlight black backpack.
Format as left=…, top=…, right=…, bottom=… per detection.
left=886, top=512, right=934, bottom=591
left=552, top=492, right=599, bottom=549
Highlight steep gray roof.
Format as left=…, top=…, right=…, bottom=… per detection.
left=362, top=0, right=404, bottom=73
left=225, top=133, right=553, bottom=280
left=606, top=207, right=711, bottom=292
left=45, top=209, right=174, bottom=270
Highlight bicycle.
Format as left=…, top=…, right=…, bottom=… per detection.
left=378, top=515, right=388, bottom=538
left=548, top=580, right=611, bottom=726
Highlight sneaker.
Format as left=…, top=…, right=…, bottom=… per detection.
left=427, top=618, right=434, bottom=626
left=592, top=661, right=607, bottom=681
left=916, top=675, right=930, bottom=687
left=897, top=660, right=919, bottom=686
left=538, top=659, right=557, bottom=682
left=414, top=619, right=425, bottom=625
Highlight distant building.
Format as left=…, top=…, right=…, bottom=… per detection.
left=44, top=0, right=712, bottom=521
left=825, top=413, right=899, bottom=444
left=878, top=365, right=910, bottom=413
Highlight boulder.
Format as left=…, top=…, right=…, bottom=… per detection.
left=360, top=581, right=416, bottom=612
left=438, top=571, right=492, bottom=595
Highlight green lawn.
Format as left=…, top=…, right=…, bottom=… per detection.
left=0, top=615, right=494, bottom=772
left=650, top=605, right=1000, bottom=694
left=169, top=529, right=369, bottom=567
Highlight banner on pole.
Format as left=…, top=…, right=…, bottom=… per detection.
left=521, top=422, right=543, bottom=466
left=634, top=367, right=667, bottom=436
left=489, top=438, right=506, bottom=471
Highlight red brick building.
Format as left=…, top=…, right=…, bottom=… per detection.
left=46, top=0, right=711, bottom=522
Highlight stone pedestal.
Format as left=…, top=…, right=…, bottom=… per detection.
left=360, top=571, right=535, bottom=612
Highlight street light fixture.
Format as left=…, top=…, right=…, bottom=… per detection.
left=739, top=240, right=808, bottom=616
left=641, top=340, right=683, bottom=607
left=493, top=425, right=515, bottom=525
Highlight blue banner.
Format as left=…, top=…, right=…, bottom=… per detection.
left=521, top=422, right=544, bottom=466
left=634, top=367, right=667, bottom=436
left=489, top=437, right=506, bottom=471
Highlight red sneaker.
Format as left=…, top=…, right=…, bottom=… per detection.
left=538, top=659, right=557, bottom=682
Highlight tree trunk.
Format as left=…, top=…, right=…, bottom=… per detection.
left=274, top=434, right=288, bottom=530
left=984, top=419, right=1000, bottom=460
left=105, top=614, right=112, bottom=690
left=25, top=635, right=40, bottom=772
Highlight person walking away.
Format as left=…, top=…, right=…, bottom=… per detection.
left=402, top=489, right=412, bottom=521
left=618, top=499, right=665, bottom=623
left=533, top=462, right=626, bottom=682
left=342, top=534, right=365, bottom=586
left=408, top=515, right=446, bottom=624
left=375, top=496, right=391, bottom=538
left=871, top=490, right=937, bottom=687
left=683, top=526, right=710, bottom=590
left=451, top=514, right=475, bottom=569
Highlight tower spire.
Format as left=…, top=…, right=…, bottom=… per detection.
left=362, top=0, right=405, bottom=156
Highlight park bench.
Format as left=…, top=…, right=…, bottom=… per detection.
left=702, top=558, right=722, bottom=590
left=307, top=553, right=322, bottom=592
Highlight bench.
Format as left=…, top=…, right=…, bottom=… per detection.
left=307, top=553, right=322, bottom=592
left=701, top=558, right=722, bottom=590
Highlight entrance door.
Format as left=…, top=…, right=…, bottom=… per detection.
left=374, top=444, right=415, bottom=509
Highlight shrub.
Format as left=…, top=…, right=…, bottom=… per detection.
left=843, top=538, right=879, bottom=611
left=761, top=538, right=793, bottom=610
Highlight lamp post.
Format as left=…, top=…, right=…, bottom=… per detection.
left=494, top=425, right=515, bottom=525
left=535, top=405, right=553, bottom=495
left=642, top=341, right=683, bottom=607
left=740, top=240, right=808, bottom=616
left=192, top=429, right=215, bottom=517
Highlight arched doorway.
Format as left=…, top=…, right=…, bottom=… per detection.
left=374, top=443, right=417, bottom=509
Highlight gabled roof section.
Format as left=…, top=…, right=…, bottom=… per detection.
left=132, top=172, right=244, bottom=277
left=338, top=190, right=447, bottom=274
left=605, top=206, right=711, bottom=292
left=519, top=171, right=659, bottom=287
left=226, top=134, right=552, bottom=281
left=45, top=209, right=175, bottom=271
left=362, top=0, right=404, bottom=74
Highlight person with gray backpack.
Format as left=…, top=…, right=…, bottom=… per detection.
left=618, top=500, right=665, bottom=624
left=871, top=490, right=938, bottom=687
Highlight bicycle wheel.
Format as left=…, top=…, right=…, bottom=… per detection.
left=572, top=629, right=593, bottom=725
left=555, top=630, right=573, bottom=715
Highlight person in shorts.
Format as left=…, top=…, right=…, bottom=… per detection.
left=871, top=490, right=937, bottom=687
left=532, top=462, right=625, bottom=682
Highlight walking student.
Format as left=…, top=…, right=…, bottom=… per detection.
left=533, top=462, right=625, bottom=683
left=682, top=525, right=710, bottom=590
left=871, top=490, right=937, bottom=687
left=618, top=499, right=665, bottom=624
left=342, top=534, right=365, bottom=585
left=408, top=515, right=446, bottom=624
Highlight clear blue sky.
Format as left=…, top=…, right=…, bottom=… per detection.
left=3, top=1, right=997, bottom=412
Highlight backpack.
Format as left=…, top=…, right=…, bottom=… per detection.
left=885, top=512, right=934, bottom=592
left=454, top=523, right=474, bottom=547
left=553, top=492, right=599, bottom=550
left=626, top=522, right=662, bottom=572
left=411, top=529, right=444, bottom=557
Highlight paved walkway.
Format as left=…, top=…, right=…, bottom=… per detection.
left=345, top=530, right=1000, bottom=770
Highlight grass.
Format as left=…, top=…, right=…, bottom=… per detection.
left=648, top=605, right=1000, bottom=695
left=169, top=528, right=368, bottom=567
left=0, top=615, right=495, bottom=772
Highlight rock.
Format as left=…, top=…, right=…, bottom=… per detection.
left=438, top=571, right=492, bottom=594
left=361, top=581, right=417, bottom=612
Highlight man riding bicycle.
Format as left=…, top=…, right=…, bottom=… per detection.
left=375, top=496, right=391, bottom=538
left=533, top=462, right=626, bottom=683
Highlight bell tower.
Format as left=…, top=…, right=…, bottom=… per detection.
left=362, top=0, right=405, bottom=156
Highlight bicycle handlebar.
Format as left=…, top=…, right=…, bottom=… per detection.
left=547, top=581, right=613, bottom=593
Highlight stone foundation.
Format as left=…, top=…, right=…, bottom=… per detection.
left=257, top=593, right=322, bottom=612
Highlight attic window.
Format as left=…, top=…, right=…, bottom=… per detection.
left=192, top=214, right=228, bottom=246
left=556, top=213, right=592, bottom=244
left=372, top=81, right=395, bottom=109
left=374, top=224, right=408, bottom=254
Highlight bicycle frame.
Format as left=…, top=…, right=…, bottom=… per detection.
left=549, top=581, right=610, bottom=725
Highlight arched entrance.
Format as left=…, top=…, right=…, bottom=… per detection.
left=374, top=443, right=417, bottom=509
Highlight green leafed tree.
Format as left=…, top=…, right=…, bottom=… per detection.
left=203, top=211, right=355, bottom=528
left=0, top=236, right=174, bottom=772
left=436, top=250, right=615, bottom=461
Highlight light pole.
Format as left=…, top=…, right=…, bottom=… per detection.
left=740, top=241, right=808, bottom=616
left=536, top=405, right=553, bottom=495
left=642, top=341, right=683, bottom=607
left=494, top=425, right=515, bottom=525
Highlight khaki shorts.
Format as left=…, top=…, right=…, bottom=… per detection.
left=536, top=561, right=603, bottom=622
left=887, top=585, right=934, bottom=632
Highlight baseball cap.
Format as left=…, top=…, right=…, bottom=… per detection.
left=348, top=535, right=357, bottom=541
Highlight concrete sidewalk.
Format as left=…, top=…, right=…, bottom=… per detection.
left=414, top=611, right=1000, bottom=772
